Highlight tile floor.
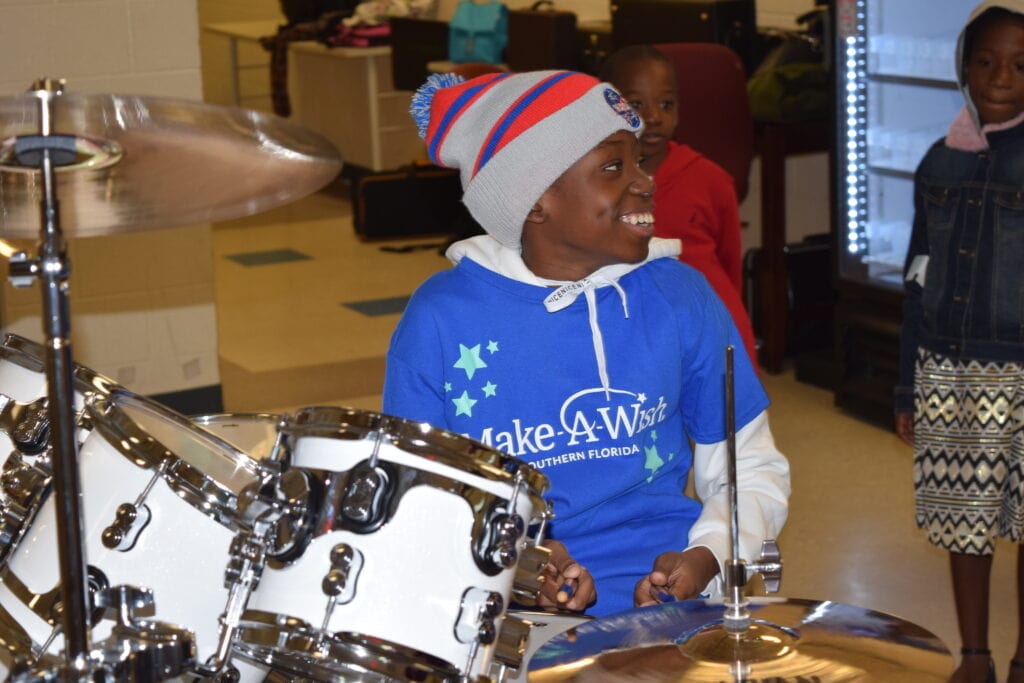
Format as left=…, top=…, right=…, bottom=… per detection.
left=211, top=187, right=1022, bottom=681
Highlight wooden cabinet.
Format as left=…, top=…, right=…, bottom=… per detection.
left=287, top=43, right=424, bottom=172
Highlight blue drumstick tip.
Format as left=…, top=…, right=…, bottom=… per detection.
left=657, top=591, right=677, bottom=603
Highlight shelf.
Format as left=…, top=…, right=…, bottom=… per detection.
left=868, top=72, right=958, bottom=89
left=868, top=165, right=915, bottom=179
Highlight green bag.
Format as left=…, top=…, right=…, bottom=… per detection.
left=747, top=62, right=828, bottom=123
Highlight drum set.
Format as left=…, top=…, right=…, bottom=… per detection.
left=0, top=77, right=956, bottom=682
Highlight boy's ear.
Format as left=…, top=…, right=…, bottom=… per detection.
left=525, top=202, right=546, bottom=225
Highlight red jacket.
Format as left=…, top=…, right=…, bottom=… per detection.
left=654, top=141, right=759, bottom=369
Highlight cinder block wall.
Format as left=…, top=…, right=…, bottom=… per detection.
left=0, top=0, right=221, bottom=405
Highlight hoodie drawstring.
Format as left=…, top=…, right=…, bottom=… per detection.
left=544, top=275, right=630, bottom=399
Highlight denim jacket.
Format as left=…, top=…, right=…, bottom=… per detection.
left=895, top=118, right=1024, bottom=414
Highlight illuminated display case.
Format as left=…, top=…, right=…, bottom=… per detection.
left=832, top=0, right=973, bottom=423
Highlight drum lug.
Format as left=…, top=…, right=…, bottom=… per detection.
left=101, top=503, right=152, bottom=551
left=510, top=544, right=551, bottom=606
left=0, top=396, right=51, bottom=456
left=474, top=505, right=525, bottom=575
left=339, top=462, right=392, bottom=532
left=1, top=451, right=50, bottom=508
left=454, top=587, right=503, bottom=646
left=321, top=543, right=363, bottom=605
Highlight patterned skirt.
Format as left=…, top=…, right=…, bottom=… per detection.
left=913, top=348, right=1024, bottom=555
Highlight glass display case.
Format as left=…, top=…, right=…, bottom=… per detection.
left=832, top=0, right=975, bottom=424
left=835, top=0, right=969, bottom=289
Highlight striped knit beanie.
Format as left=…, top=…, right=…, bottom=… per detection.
left=410, top=70, right=643, bottom=248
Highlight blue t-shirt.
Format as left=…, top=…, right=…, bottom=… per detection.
left=384, top=255, right=768, bottom=615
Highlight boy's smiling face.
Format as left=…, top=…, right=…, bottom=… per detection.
left=521, top=131, right=655, bottom=282
left=965, top=14, right=1024, bottom=125
left=614, top=58, right=678, bottom=173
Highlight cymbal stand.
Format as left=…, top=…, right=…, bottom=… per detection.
left=7, top=78, right=93, bottom=674
left=720, top=345, right=783, bottom=635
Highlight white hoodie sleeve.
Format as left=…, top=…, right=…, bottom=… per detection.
left=686, top=410, right=790, bottom=596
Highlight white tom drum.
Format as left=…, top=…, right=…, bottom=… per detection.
left=0, top=388, right=264, bottom=675
left=233, top=407, right=551, bottom=682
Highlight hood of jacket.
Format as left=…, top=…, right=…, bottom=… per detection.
left=445, top=234, right=682, bottom=397
left=953, top=1, right=1024, bottom=138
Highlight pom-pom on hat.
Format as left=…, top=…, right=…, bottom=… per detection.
left=410, top=70, right=643, bottom=248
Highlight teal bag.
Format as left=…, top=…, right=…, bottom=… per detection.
left=448, top=0, right=508, bottom=64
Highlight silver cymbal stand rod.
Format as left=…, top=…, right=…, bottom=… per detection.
left=31, top=78, right=92, bottom=670
left=721, top=345, right=751, bottom=634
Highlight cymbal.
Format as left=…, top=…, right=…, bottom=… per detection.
left=0, top=90, right=343, bottom=237
left=527, top=598, right=953, bottom=682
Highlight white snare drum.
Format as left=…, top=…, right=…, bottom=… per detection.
left=234, top=407, right=550, bottom=682
left=0, top=388, right=264, bottom=673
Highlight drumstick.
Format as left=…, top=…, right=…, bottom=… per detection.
left=657, top=591, right=677, bottom=603
left=556, top=583, right=574, bottom=603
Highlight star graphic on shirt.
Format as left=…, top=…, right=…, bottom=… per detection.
left=481, top=381, right=497, bottom=397
left=444, top=382, right=452, bottom=392
left=454, top=343, right=487, bottom=380
left=637, top=393, right=647, bottom=404
left=487, top=340, right=499, bottom=354
left=452, top=390, right=477, bottom=417
left=644, top=444, right=665, bottom=482
left=650, top=430, right=658, bottom=442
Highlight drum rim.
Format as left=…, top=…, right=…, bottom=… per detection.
left=191, top=412, right=286, bottom=427
left=286, top=406, right=549, bottom=496
left=234, top=609, right=463, bottom=683
left=1, top=332, right=121, bottom=397
left=85, top=388, right=261, bottom=531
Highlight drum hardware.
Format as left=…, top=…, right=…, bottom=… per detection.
left=89, top=585, right=196, bottom=682
left=455, top=587, right=507, bottom=677
left=99, top=460, right=167, bottom=551
left=456, top=587, right=504, bottom=646
left=8, top=585, right=197, bottom=683
left=0, top=397, right=51, bottom=456
left=87, top=390, right=265, bottom=531
left=240, top=466, right=316, bottom=563
left=474, top=471, right=528, bottom=575
left=233, top=612, right=466, bottom=683
left=0, top=563, right=110, bottom=657
left=1, top=452, right=50, bottom=507
left=510, top=545, right=551, bottom=606
left=286, top=407, right=549, bottom=493
left=667, top=345, right=784, bottom=680
left=188, top=529, right=270, bottom=680
left=488, top=614, right=532, bottom=677
left=3, top=77, right=96, bottom=672
left=319, top=543, right=362, bottom=607
left=338, top=461, right=394, bottom=532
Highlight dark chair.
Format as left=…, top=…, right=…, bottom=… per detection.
left=390, top=16, right=450, bottom=91
left=654, top=42, right=754, bottom=202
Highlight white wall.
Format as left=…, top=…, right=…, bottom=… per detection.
left=0, top=0, right=203, bottom=99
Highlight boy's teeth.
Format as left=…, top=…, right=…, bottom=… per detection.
left=623, top=212, right=653, bottom=226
